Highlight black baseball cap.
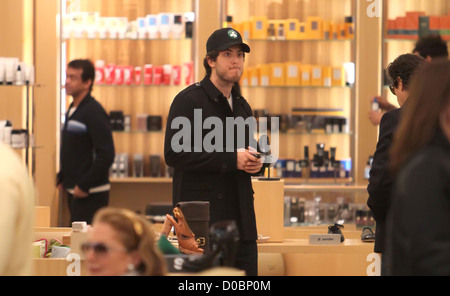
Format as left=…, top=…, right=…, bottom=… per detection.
left=206, top=28, right=250, bottom=53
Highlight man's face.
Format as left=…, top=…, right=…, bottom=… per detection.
left=65, top=67, right=91, bottom=97
left=209, top=45, right=245, bottom=83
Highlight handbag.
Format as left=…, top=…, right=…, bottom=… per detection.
left=176, top=201, right=210, bottom=254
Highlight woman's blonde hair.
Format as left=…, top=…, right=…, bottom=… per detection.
left=93, top=207, right=166, bottom=276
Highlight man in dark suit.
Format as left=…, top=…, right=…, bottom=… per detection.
left=164, top=28, right=265, bottom=276
left=57, top=59, right=115, bottom=225
left=367, top=54, right=426, bottom=270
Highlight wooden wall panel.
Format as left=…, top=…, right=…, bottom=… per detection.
left=226, top=0, right=355, bottom=163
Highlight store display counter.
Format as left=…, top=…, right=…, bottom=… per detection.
left=258, top=226, right=376, bottom=276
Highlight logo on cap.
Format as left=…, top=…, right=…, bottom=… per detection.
left=228, top=29, right=238, bottom=39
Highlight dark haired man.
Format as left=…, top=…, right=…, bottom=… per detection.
left=165, top=28, right=264, bottom=275
left=367, top=54, right=426, bottom=273
left=413, top=34, right=449, bottom=61
left=57, top=59, right=115, bottom=225
left=369, top=34, right=449, bottom=126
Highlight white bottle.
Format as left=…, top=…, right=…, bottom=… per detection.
left=146, top=14, right=159, bottom=39
left=171, top=14, right=184, bottom=39
left=137, top=17, right=147, bottom=39
left=372, top=97, right=379, bottom=111
left=158, top=13, right=173, bottom=39
left=15, top=64, right=25, bottom=85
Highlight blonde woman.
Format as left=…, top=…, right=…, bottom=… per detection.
left=83, top=207, right=166, bottom=276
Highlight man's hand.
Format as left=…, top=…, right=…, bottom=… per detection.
left=73, top=186, right=89, bottom=198
left=237, top=147, right=263, bottom=174
left=373, top=96, right=397, bottom=112
left=368, top=110, right=383, bottom=126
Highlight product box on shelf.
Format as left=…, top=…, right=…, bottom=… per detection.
left=322, top=21, right=331, bottom=39
left=331, top=23, right=340, bottom=40
left=240, top=69, right=249, bottom=86
left=299, top=64, right=311, bottom=86
left=298, top=22, right=308, bottom=39
left=285, top=62, right=301, bottom=86
left=286, top=19, right=300, bottom=40
left=310, top=65, right=323, bottom=86
left=251, top=16, right=268, bottom=39
left=240, top=21, right=251, bottom=40
left=306, top=16, right=323, bottom=39
left=259, top=64, right=270, bottom=86
left=331, top=66, right=345, bottom=87
left=250, top=67, right=260, bottom=86
left=273, top=20, right=287, bottom=40
left=270, top=63, right=285, bottom=86
left=322, top=66, right=332, bottom=87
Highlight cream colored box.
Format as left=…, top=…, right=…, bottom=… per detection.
left=270, top=63, right=286, bottom=86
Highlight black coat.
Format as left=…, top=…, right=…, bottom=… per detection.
left=367, top=108, right=401, bottom=253
left=58, top=94, right=115, bottom=193
left=164, top=77, right=263, bottom=241
left=384, top=129, right=450, bottom=275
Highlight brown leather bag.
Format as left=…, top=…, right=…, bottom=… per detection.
left=176, top=201, right=210, bottom=254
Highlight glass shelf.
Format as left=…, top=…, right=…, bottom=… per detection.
left=63, top=37, right=192, bottom=41
left=247, top=38, right=354, bottom=42
left=243, top=85, right=354, bottom=89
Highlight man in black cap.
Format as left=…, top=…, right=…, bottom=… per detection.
left=164, top=28, right=264, bottom=275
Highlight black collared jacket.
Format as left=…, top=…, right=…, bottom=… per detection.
left=164, top=77, right=265, bottom=241
left=57, top=93, right=115, bottom=193
left=385, top=129, right=450, bottom=275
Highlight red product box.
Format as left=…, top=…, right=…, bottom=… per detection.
left=114, top=66, right=124, bottom=85
left=153, top=66, right=163, bottom=85
left=95, top=61, right=105, bottom=85
left=172, top=65, right=181, bottom=85
left=104, top=64, right=116, bottom=85
left=134, top=67, right=142, bottom=85
left=144, top=64, right=153, bottom=85
left=396, top=16, right=406, bottom=39
left=124, top=66, right=133, bottom=85
left=163, top=65, right=172, bottom=85
left=183, top=61, right=194, bottom=85
left=405, top=11, right=425, bottom=40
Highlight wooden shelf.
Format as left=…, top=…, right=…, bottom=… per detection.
left=243, top=85, right=353, bottom=89
left=110, top=177, right=172, bottom=184
left=110, top=177, right=354, bottom=186
left=284, top=184, right=365, bottom=192
left=248, top=38, right=354, bottom=42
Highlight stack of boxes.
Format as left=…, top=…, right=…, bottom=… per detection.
left=241, top=62, right=349, bottom=88
left=386, top=11, right=450, bottom=41
left=232, top=16, right=354, bottom=41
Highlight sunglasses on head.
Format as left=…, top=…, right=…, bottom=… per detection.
left=81, top=242, right=127, bottom=255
